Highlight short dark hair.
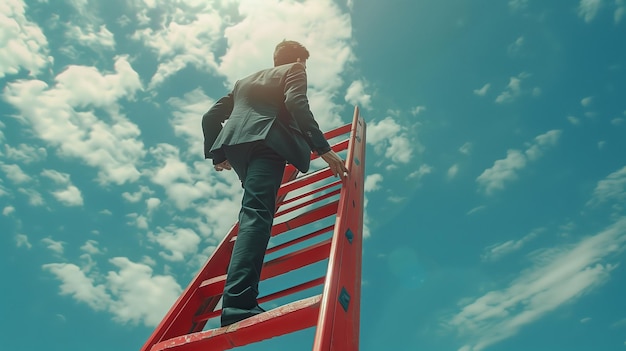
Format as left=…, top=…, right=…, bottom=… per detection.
left=273, top=40, right=310, bottom=66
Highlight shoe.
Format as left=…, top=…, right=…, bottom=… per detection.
left=221, top=305, right=266, bottom=327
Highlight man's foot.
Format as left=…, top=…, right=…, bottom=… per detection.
left=220, top=305, right=266, bottom=327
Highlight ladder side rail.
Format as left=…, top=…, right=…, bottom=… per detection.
left=313, top=107, right=366, bottom=350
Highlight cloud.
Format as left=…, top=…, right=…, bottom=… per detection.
left=122, top=186, right=154, bottom=203
left=16, top=233, right=31, bottom=249
left=587, top=165, right=626, bottom=207
left=477, top=130, right=562, bottom=194
left=495, top=73, right=529, bottom=104
left=41, top=169, right=70, bottom=184
left=578, top=0, right=603, bottom=22
left=149, top=227, right=202, bottom=262
left=44, top=257, right=183, bottom=327
left=81, top=240, right=102, bottom=255
left=345, top=80, right=372, bottom=110
left=41, top=237, right=65, bottom=255
left=65, top=24, right=116, bottom=51
left=3, top=205, right=15, bottom=216
left=1, top=163, right=32, bottom=184
left=448, top=164, right=459, bottom=180
left=507, top=36, right=524, bottom=56
left=482, top=228, right=544, bottom=261
left=508, top=0, right=529, bottom=11
left=3, top=56, right=145, bottom=185
left=52, top=185, right=84, bottom=206
left=450, top=217, right=626, bottom=351
left=0, top=0, right=51, bottom=78
left=581, top=96, right=593, bottom=107
left=473, top=84, right=491, bottom=97
left=411, top=106, right=427, bottom=116
left=567, top=116, right=581, bottom=125
left=167, top=88, right=213, bottom=155
left=460, top=142, right=473, bottom=155
left=408, top=164, right=433, bottom=180
left=4, top=143, right=47, bottom=164
left=367, top=117, right=420, bottom=164
left=364, top=173, right=383, bottom=192
left=18, top=188, right=44, bottom=206
left=616, top=0, right=626, bottom=23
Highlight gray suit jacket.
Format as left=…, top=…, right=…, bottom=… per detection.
left=202, top=63, right=331, bottom=173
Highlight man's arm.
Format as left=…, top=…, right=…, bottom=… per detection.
left=284, top=63, right=347, bottom=178
left=202, top=93, right=234, bottom=164
left=283, top=63, right=331, bottom=155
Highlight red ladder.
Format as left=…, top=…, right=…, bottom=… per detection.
left=141, top=107, right=366, bottom=351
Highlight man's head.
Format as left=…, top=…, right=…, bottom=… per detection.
left=273, top=40, right=310, bottom=67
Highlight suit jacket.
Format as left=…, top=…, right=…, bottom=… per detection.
left=202, top=62, right=331, bottom=173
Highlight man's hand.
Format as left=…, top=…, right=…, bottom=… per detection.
left=214, top=160, right=232, bottom=171
left=320, top=150, right=348, bottom=178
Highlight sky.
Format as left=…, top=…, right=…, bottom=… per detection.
left=1, top=0, right=626, bottom=350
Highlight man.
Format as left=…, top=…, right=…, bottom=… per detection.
left=202, top=40, right=347, bottom=327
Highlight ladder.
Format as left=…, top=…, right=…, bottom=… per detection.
left=141, top=107, right=366, bottom=351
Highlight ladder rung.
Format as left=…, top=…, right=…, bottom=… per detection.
left=152, top=295, right=322, bottom=351
left=198, top=239, right=331, bottom=298
left=271, top=200, right=338, bottom=236
left=193, top=277, right=325, bottom=324
left=266, top=225, right=334, bottom=255
left=278, top=179, right=342, bottom=207
left=275, top=188, right=341, bottom=218
left=323, top=123, right=351, bottom=140
left=277, top=168, right=333, bottom=196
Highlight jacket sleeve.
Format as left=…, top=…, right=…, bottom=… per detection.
left=202, top=93, right=234, bottom=163
left=283, top=63, right=331, bottom=155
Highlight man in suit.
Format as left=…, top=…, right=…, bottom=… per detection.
left=202, top=40, right=347, bottom=327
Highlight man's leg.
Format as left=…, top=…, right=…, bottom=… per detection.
left=221, top=142, right=285, bottom=327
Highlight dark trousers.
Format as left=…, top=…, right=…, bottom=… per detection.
left=220, top=141, right=286, bottom=326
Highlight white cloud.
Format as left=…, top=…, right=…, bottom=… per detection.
left=509, top=0, right=529, bottom=11
left=367, top=117, right=418, bottom=164
left=44, top=257, right=183, bottom=327
left=473, top=83, right=490, bottom=97
left=65, top=24, right=115, bottom=50
left=3, top=205, right=15, bottom=215
left=477, top=130, right=562, bottom=194
left=345, top=80, right=372, bottom=110
left=567, top=116, right=581, bottom=125
left=16, top=233, right=31, bottom=249
left=81, top=240, right=102, bottom=255
left=411, top=106, right=427, bottom=115
left=18, top=188, right=44, bottom=206
left=578, top=0, right=603, bottom=22
left=587, top=165, right=626, bottom=207
left=3, top=56, right=145, bottom=185
left=447, top=164, right=459, bottom=180
left=52, top=185, right=84, bottom=206
left=0, top=0, right=51, bottom=78
left=146, top=197, right=161, bottom=214
left=41, top=237, right=65, bottom=255
left=1, top=163, right=32, bottom=184
left=616, top=0, right=626, bottom=23
left=149, top=227, right=201, bottom=262
left=167, top=88, right=213, bottom=154
left=408, top=164, right=433, bottom=179
left=43, top=263, right=111, bottom=310
left=450, top=217, right=626, bottom=351
left=611, top=117, right=625, bottom=126
left=122, top=186, right=154, bottom=203
left=507, top=36, right=524, bottom=56
left=364, top=174, right=383, bottom=192
left=482, top=228, right=543, bottom=261
left=495, top=73, right=529, bottom=104
left=477, top=150, right=527, bottom=195
left=4, top=143, right=47, bottom=164
left=581, top=96, right=593, bottom=107
left=41, top=169, right=70, bottom=185
left=460, top=142, right=473, bottom=155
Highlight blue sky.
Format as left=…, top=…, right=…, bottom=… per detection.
left=1, top=0, right=626, bottom=350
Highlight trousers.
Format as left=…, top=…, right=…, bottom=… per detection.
left=220, top=141, right=286, bottom=327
